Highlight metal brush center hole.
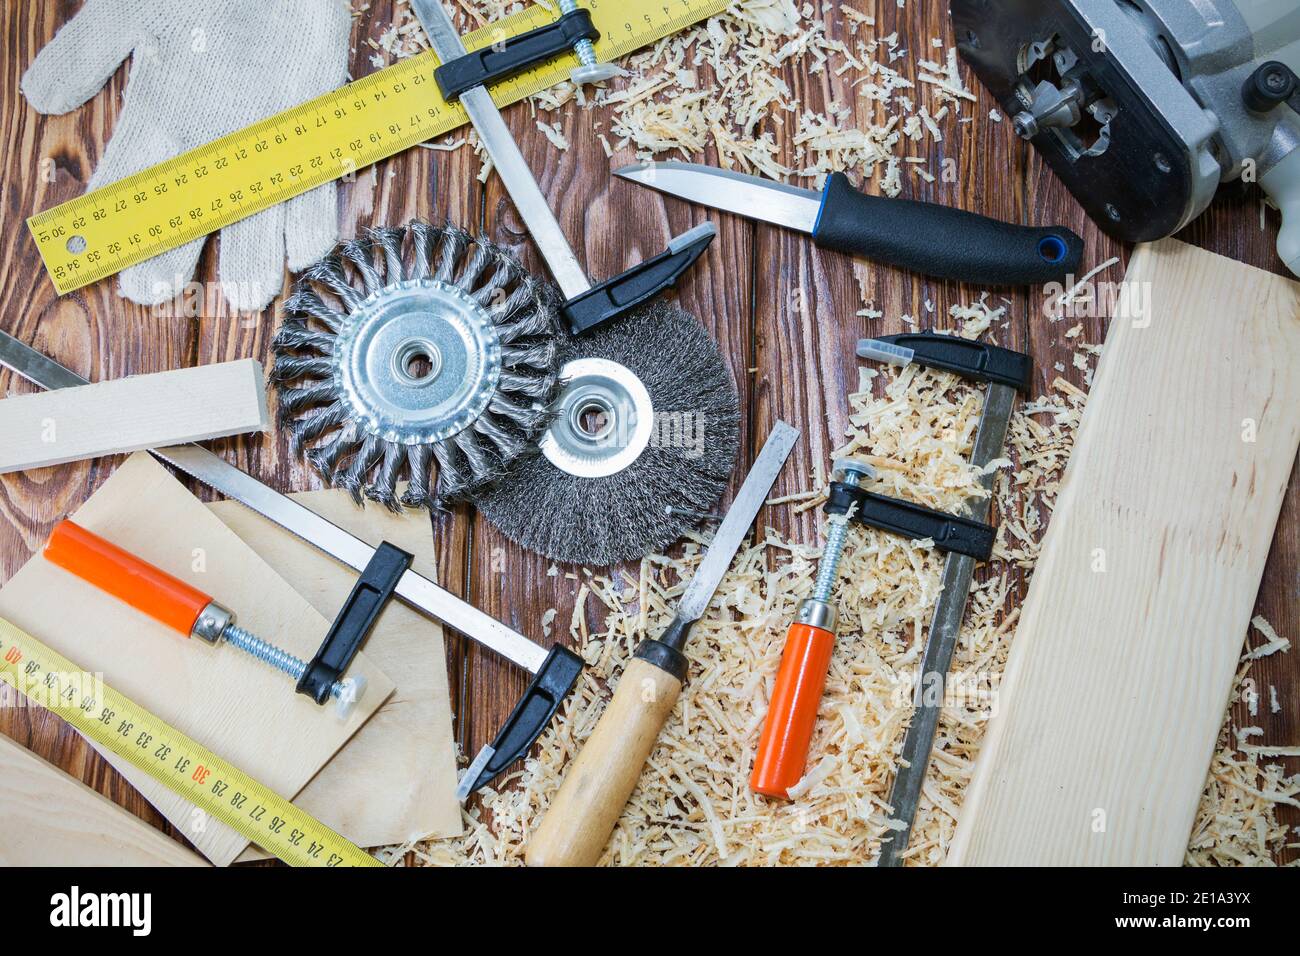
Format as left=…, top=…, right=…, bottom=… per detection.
left=572, top=397, right=616, bottom=442
left=392, top=337, right=443, bottom=387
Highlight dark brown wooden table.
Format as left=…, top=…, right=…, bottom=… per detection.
left=2, top=1, right=1294, bottom=864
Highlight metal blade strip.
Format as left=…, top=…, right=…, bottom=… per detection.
left=676, top=421, right=800, bottom=622
left=614, top=162, right=824, bottom=234
left=410, top=0, right=591, bottom=299
left=0, top=330, right=549, bottom=675
left=877, top=382, right=1016, bottom=865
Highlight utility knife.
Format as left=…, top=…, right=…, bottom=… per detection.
left=614, top=161, right=1084, bottom=286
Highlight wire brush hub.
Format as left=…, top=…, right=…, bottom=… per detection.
left=471, top=302, right=741, bottom=567
left=272, top=222, right=562, bottom=509
left=541, top=358, right=654, bottom=478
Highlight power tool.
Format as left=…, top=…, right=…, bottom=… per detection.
left=952, top=0, right=1300, bottom=276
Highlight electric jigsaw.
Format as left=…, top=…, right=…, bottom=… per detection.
left=952, top=0, right=1300, bottom=275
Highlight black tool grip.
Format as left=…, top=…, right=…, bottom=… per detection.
left=811, top=172, right=1083, bottom=286
left=463, top=644, right=584, bottom=794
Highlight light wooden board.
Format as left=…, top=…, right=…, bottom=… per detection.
left=210, top=489, right=462, bottom=858
left=0, top=453, right=394, bottom=866
left=946, top=239, right=1300, bottom=866
left=0, top=359, right=268, bottom=474
left=0, top=733, right=207, bottom=867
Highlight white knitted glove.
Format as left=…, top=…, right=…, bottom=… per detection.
left=22, top=0, right=351, bottom=312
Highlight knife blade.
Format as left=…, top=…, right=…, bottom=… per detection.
left=0, top=329, right=549, bottom=675
left=614, top=160, right=1085, bottom=286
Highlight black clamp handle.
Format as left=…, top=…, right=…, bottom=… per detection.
left=297, top=541, right=413, bottom=705
left=561, top=224, right=716, bottom=335
left=828, top=482, right=995, bottom=561
left=460, top=644, right=584, bottom=796
left=861, top=332, right=1032, bottom=392
left=434, top=10, right=599, bottom=101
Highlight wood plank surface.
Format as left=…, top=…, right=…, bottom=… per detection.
left=0, top=358, right=268, bottom=474
left=946, top=239, right=1300, bottom=865
left=0, top=733, right=207, bottom=867
left=1, top=0, right=1295, bottom=865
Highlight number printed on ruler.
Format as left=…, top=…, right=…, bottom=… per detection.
left=27, top=0, right=729, bottom=295
left=0, top=617, right=380, bottom=867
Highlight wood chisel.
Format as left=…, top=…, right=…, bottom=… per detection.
left=0, top=329, right=582, bottom=797
left=526, top=421, right=801, bottom=867
left=613, top=161, right=1085, bottom=286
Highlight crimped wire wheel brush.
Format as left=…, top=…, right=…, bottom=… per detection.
left=470, top=302, right=742, bottom=567
left=271, top=222, right=563, bottom=509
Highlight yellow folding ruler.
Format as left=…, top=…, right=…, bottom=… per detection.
left=27, top=0, right=728, bottom=295
left=0, top=616, right=381, bottom=867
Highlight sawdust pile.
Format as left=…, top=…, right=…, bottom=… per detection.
left=380, top=345, right=1295, bottom=866
left=362, top=0, right=969, bottom=194
left=598, top=0, right=974, bottom=193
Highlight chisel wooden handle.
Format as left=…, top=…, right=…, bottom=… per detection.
left=526, top=651, right=683, bottom=867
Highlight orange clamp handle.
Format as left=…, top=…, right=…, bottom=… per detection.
left=750, top=621, right=836, bottom=799
left=44, top=519, right=213, bottom=637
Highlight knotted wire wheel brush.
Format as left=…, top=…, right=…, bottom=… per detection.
left=470, top=301, right=741, bottom=566
left=271, top=222, right=563, bottom=508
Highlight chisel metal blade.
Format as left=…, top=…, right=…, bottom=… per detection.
left=615, top=161, right=823, bottom=234
left=675, top=421, right=801, bottom=622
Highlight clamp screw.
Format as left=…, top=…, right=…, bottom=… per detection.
left=812, top=458, right=875, bottom=602
left=222, top=623, right=365, bottom=718
left=558, top=0, right=620, bottom=85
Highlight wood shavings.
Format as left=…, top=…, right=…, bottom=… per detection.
left=1244, top=615, right=1291, bottom=660
left=1049, top=256, right=1122, bottom=315
left=949, top=293, right=1005, bottom=340
left=535, top=120, right=570, bottom=151
left=1187, top=663, right=1299, bottom=864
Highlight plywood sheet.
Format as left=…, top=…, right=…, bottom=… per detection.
left=210, top=489, right=461, bottom=857
left=0, top=453, right=394, bottom=866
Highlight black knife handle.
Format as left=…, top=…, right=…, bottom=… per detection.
left=811, top=172, right=1083, bottom=286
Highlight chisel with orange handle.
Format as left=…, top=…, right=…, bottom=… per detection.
left=43, top=519, right=365, bottom=715
left=526, top=422, right=800, bottom=867
left=750, top=458, right=874, bottom=798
